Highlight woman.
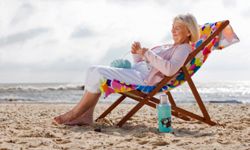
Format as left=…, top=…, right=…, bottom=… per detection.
left=53, top=13, right=199, bottom=125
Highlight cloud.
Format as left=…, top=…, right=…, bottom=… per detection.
left=106, top=0, right=192, bottom=12
left=0, top=59, right=90, bottom=83
left=0, top=58, right=90, bottom=72
left=44, top=58, right=91, bottom=72
left=70, top=26, right=95, bottom=39
left=0, top=28, right=50, bottom=47
left=98, top=44, right=131, bottom=65
left=242, top=7, right=250, bottom=18
left=10, top=3, right=34, bottom=25
left=222, top=0, right=237, bottom=8
left=106, top=0, right=147, bottom=5
left=160, top=32, right=172, bottom=43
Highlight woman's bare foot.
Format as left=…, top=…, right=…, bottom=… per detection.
left=53, top=112, right=93, bottom=126
left=53, top=106, right=95, bottom=126
left=53, top=111, right=75, bottom=124
left=64, top=113, right=93, bottom=126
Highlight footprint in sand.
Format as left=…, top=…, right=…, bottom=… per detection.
left=176, top=141, right=192, bottom=146
left=0, top=118, right=7, bottom=122
left=124, top=137, right=133, bottom=142
left=5, top=139, right=17, bottom=143
left=14, top=125, right=31, bottom=130
left=229, top=125, right=244, bottom=130
left=0, top=148, right=9, bottom=150
left=44, top=131, right=58, bottom=138
left=133, top=132, right=147, bottom=138
left=171, top=139, right=180, bottom=143
left=217, top=139, right=231, bottom=144
left=137, top=140, right=149, bottom=145
left=53, top=138, right=71, bottom=144
left=17, top=141, right=28, bottom=144
left=28, top=142, right=43, bottom=148
left=150, top=140, right=169, bottom=146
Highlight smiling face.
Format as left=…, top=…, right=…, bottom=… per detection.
left=171, top=21, right=191, bottom=45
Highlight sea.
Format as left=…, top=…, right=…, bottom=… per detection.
left=0, top=81, right=249, bottom=104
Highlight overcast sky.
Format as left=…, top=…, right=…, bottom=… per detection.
left=0, top=0, right=249, bottom=83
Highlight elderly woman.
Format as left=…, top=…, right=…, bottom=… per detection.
left=54, top=13, right=199, bottom=125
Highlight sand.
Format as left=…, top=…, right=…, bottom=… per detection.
left=0, top=102, right=249, bottom=150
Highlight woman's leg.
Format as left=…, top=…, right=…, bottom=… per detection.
left=54, top=65, right=148, bottom=125
left=54, top=91, right=101, bottom=124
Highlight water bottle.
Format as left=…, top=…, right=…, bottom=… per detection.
left=157, top=95, right=173, bottom=133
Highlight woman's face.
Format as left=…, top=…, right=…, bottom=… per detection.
left=171, top=21, right=190, bottom=44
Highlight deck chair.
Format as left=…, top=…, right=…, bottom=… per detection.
left=96, top=20, right=239, bottom=127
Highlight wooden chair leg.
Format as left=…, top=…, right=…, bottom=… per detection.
left=165, top=91, right=177, bottom=107
left=122, top=93, right=156, bottom=108
left=182, top=67, right=211, bottom=121
left=117, top=98, right=149, bottom=127
left=173, top=106, right=216, bottom=125
left=172, top=111, right=191, bottom=121
left=96, top=95, right=126, bottom=121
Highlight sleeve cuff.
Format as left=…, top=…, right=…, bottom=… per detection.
left=143, top=50, right=152, bottom=63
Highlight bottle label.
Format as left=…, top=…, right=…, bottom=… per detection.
left=161, top=117, right=171, bottom=128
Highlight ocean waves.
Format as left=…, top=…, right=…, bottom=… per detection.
left=0, top=81, right=249, bottom=103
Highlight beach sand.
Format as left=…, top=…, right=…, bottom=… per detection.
left=0, top=102, right=249, bottom=150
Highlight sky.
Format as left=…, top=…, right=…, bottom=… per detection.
left=0, top=0, right=249, bottom=83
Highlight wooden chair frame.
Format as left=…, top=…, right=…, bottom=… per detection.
left=96, top=20, right=229, bottom=127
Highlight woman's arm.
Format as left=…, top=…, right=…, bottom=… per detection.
left=143, top=45, right=191, bottom=76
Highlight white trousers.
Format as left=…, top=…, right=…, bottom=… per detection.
left=84, top=62, right=150, bottom=93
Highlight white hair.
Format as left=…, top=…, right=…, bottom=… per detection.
left=173, top=13, right=199, bottom=43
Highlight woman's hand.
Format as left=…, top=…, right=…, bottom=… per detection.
left=131, top=41, right=148, bottom=56
left=131, top=41, right=141, bottom=54
left=136, top=47, right=148, bottom=56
